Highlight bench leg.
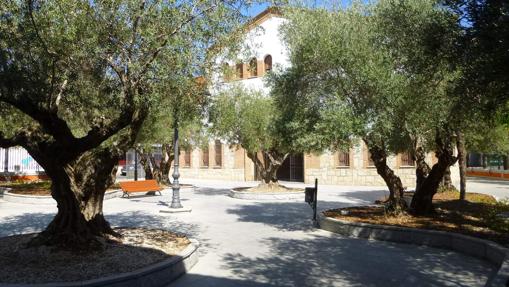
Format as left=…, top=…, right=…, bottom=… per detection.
left=157, top=190, right=162, bottom=196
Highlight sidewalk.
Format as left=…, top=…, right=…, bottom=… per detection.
left=0, top=179, right=495, bottom=287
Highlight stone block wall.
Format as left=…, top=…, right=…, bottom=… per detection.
left=177, top=142, right=246, bottom=181
left=175, top=140, right=460, bottom=188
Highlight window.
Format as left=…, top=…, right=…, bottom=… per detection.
left=400, top=151, right=415, bottom=167
left=184, top=148, right=191, bottom=168
left=201, top=146, right=209, bottom=167
left=249, top=58, right=257, bottom=77
left=367, top=151, right=375, bottom=167
left=214, top=140, right=222, bottom=167
left=236, top=63, right=243, bottom=79
left=337, top=151, right=350, bottom=167
left=264, top=55, right=272, bottom=72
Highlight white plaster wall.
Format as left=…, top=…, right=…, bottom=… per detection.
left=211, top=16, right=288, bottom=95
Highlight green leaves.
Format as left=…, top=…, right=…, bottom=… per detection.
left=209, top=86, right=279, bottom=154
left=0, top=0, right=248, bottom=151
left=276, top=0, right=460, bottom=154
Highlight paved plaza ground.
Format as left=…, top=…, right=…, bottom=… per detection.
left=0, top=178, right=506, bottom=286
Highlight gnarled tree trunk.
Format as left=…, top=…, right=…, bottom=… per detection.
left=412, top=137, right=431, bottom=192
left=136, top=144, right=173, bottom=185
left=247, top=150, right=288, bottom=188
left=27, top=146, right=123, bottom=250
left=363, top=138, right=406, bottom=212
left=411, top=131, right=457, bottom=215
left=153, top=143, right=173, bottom=185
left=441, top=166, right=454, bottom=190
left=138, top=151, right=154, bottom=180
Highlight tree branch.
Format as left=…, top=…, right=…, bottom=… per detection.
left=0, top=131, right=27, bottom=148
left=0, top=95, right=76, bottom=143
left=136, top=3, right=218, bottom=83
left=27, top=0, right=57, bottom=57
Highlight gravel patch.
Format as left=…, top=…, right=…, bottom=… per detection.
left=0, top=228, right=190, bottom=284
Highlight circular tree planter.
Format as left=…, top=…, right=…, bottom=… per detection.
left=2, top=189, right=121, bottom=205
left=0, top=232, right=200, bottom=287
left=318, top=215, right=509, bottom=287
left=229, top=187, right=304, bottom=200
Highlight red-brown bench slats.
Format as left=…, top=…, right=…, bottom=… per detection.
left=119, top=180, right=163, bottom=198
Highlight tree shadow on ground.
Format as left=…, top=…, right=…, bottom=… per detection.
left=169, top=273, right=279, bottom=287
left=220, top=234, right=493, bottom=287
left=224, top=189, right=387, bottom=232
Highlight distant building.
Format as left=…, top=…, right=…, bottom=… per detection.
left=177, top=8, right=458, bottom=187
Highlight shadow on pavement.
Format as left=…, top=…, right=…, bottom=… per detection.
left=193, top=187, right=232, bottom=196
left=0, top=211, right=204, bottom=246
left=220, top=234, right=493, bottom=287
left=224, top=189, right=386, bottom=232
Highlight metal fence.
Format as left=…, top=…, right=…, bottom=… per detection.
left=0, top=147, right=43, bottom=174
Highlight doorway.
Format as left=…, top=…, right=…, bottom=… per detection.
left=277, top=154, right=304, bottom=182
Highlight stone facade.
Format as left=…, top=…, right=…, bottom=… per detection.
left=175, top=140, right=460, bottom=188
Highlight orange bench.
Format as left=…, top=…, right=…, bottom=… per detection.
left=119, top=180, right=163, bottom=198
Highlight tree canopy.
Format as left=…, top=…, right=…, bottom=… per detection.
left=0, top=0, right=249, bottom=249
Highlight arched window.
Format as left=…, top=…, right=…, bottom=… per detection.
left=337, top=150, right=350, bottom=167
left=249, top=57, right=258, bottom=77
left=264, top=55, right=272, bottom=72
left=236, top=63, right=243, bottom=79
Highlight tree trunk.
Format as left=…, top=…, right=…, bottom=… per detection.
left=456, top=130, right=467, bottom=200
left=28, top=147, right=121, bottom=250
left=411, top=131, right=457, bottom=215
left=152, top=143, right=173, bottom=185
left=413, top=137, right=430, bottom=193
left=247, top=150, right=288, bottom=188
left=503, top=155, right=508, bottom=170
left=137, top=148, right=154, bottom=180
left=363, top=138, right=406, bottom=212
left=137, top=144, right=173, bottom=185
left=441, top=166, right=454, bottom=190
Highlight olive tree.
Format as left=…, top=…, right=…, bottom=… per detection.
left=209, top=86, right=289, bottom=188
left=276, top=0, right=461, bottom=212
left=135, top=75, right=208, bottom=185
left=277, top=4, right=411, bottom=210
left=0, top=0, right=246, bottom=249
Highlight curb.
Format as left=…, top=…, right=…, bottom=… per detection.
left=2, top=189, right=121, bottom=205
left=228, top=188, right=304, bottom=200
left=0, top=239, right=199, bottom=287
left=319, top=215, right=509, bottom=287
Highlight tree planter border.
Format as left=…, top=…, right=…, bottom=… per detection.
left=0, top=239, right=199, bottom=287
left=228, top=188, right=304, bottom=200
left=319, top=214, right=509, bottom=287
left=2, top=189, right=121, bottom=205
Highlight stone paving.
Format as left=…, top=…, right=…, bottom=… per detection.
left=466, top=176, right=509, bottom=201
left=0, top=179, right=497, bottom=287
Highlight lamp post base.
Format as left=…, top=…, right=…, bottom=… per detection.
left=160, top=206, right=193, bottom=214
